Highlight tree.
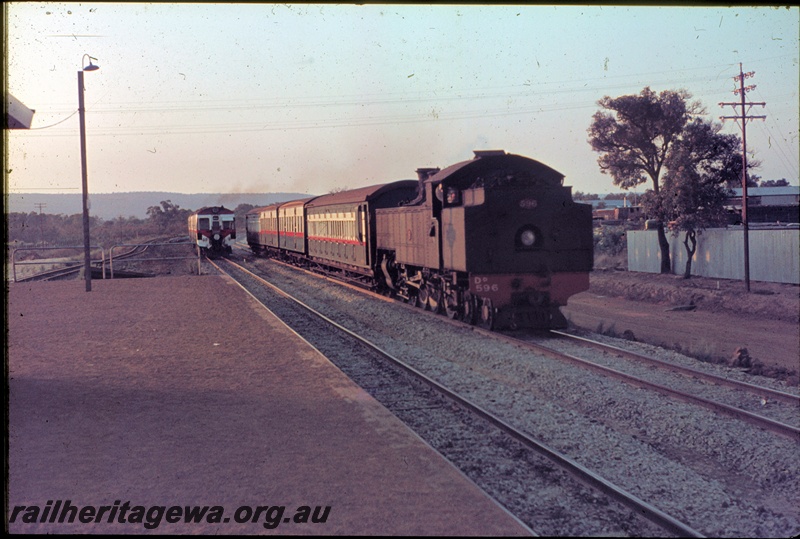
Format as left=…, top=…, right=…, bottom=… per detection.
left=146, top=200, right=192, bottom=235
left=588, top=87, right=704, bottom=273
left=760, top=178, right=790, bottom=187
left=572, top=191, right=599, bottom=201
left=642, top=119, right=740, bottom=278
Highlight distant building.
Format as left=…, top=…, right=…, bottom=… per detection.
left=726, top=186, right=800, bottom=224
left=727, top=186, right=799, bottom=207
left=5, top=94, right=35, bottom=129
left=592, top=205, right=643, bottom=224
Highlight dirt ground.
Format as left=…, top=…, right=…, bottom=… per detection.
left=7, top=277, right=531, bottom=535
left=564, top=269, right=799, bottom=383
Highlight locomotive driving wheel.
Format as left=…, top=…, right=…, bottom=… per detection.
left=444, top=289, right=460, bottom=320
left=461, top=292, right=476, bottom=325
left=417, top=284, right=430, bottom=310
left=478, top=297, right=495, bottom=330
left=426, top=282, right=443, bottom=314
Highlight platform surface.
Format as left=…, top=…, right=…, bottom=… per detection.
left=7, top=276, right=531, bottom=535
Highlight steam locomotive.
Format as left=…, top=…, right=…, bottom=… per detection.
left=246, top=150, right=593, bottom=330
left=188, top=206, right=236, bottom=257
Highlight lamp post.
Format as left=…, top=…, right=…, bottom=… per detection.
left=79, top=54, right=99, bottom=292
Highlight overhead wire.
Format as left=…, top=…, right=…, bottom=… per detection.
left=13, top=58, right=797, bottom=180
left=25, top=64, right=756, bottom=117
left=751, top=86, right=800, bottom=179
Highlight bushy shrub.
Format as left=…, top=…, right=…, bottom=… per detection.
left=593, top=225, right=627, bottom=256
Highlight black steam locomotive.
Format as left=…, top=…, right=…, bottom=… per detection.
left=246, top=150, right=593, bottom=330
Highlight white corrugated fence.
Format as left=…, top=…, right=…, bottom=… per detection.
left=626, top=227, right=800, bottom=284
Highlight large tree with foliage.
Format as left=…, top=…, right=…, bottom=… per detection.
left=589, top=87, right=756, bottom=275
left=146, top=200, right=192, bottom=235
left=588, top=87, right=705, bottom=273
left=641, top=119, right=740, bottom=278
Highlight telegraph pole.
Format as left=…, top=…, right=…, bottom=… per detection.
left=719, top=63, right=766, bottom=293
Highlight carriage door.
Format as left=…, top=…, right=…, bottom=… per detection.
left=358, top=205, right=368, bottom=266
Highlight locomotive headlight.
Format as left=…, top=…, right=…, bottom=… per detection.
left=515, top=225, right=541, bottom=250
left=520, top=229, right=536, bottom=247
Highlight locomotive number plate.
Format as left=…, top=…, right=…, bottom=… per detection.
left=470, top=273, right=551, bottom=302
left=472, top=276, right=500, bottom=293
left=519, top=198, right=538, bottom=209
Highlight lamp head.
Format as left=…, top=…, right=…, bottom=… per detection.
left=82, top=54, right=100, bottom=72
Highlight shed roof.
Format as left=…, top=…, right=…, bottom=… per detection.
left=730, top=187, right=799, bottom=197
left=5, top=93, right=35, bottom=129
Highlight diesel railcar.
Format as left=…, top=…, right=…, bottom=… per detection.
left=188, top=206, right=236, bottom=257
left=245, top=150, right=593, bottom=330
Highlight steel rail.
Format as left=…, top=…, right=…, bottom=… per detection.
left=550, top=330, right=800, bottom=406
left=212, top=257, right=705, bottom=539
left=508, top=334, right=800, bottom=441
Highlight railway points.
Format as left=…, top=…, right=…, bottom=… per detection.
left=7, top=277, right=532, bottom=535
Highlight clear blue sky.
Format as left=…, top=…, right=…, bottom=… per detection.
left=6, top=3, right=799, bottom=197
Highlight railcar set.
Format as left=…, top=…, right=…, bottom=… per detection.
left=235, top=150, right=594, bottom=330
left=188, top=206, right=237, bottom=257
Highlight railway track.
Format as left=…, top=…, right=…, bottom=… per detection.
left=505, top=331, right=800, bottom=441
left=14, top=262, right=86, bottom=282
left=549, top=331, right=800, bottom=406
left=235, top=243, right=799, bottom=441
left=14, top=237, right=189, bottom=282
left=211, top=256, right=702, bottom=537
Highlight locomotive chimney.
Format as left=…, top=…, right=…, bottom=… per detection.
left=416, top=167, right=440, bottom=182
left=406, top=167, right=440, bottom=205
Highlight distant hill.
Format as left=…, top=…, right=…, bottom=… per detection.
left=7, top=192, right=310, bottom=220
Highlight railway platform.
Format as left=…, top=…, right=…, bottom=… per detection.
left=7, top=276, right=531, bottom=535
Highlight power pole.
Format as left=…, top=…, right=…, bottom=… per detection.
left=35, top=203, right=47, bottom=246
left=719, top=63, right=766, bottom=293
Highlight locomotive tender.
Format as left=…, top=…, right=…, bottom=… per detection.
left=188, top=206, right=236, bottom=257
left=246, top=150, right=593, bottom=330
